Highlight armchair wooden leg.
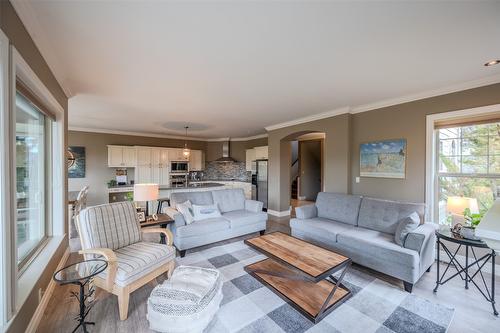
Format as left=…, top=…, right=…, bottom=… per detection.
left=118, top=288, right=130, bottom=321
left=167, top=260, right=175, bottom=279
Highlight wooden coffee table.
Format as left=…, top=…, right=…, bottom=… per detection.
left=244, top=232, right=352, bottom=323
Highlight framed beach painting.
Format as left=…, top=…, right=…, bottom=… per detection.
left=360, top=139, right=406, bottom=179
left=68, top=146, right=86, bottom=178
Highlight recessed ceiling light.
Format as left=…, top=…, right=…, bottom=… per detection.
left=484, top=60, right=500, bottom=67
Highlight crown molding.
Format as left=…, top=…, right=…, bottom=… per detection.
left=10, top=0, right=72, bottom=98
left=265, top=74, right=500, bottom=131
left=68, top=126, right=267, bottom=142
left=265, top=107, right=350, bottom=131
left=350, top=74, right=500, bottom=114
left=230, top=134, right=268, bottom=141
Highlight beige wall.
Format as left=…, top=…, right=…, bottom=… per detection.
left=267, top=83, right=500, bottom=213
left=68, top=131, right=207, bottom=206
left=351, top=83, right=500, bottom=202
left=1, top=2, right=69, bottom=332
left=268, top=114, right=350, bottom=212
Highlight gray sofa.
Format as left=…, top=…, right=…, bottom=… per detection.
left=165, top=188, right=267, bottom=257
left=290, top=192, right=437, bottom=292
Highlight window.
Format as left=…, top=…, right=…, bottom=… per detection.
left=15, top=91, right=51, bottom=267
left=437, top=121, right=500, bottom=224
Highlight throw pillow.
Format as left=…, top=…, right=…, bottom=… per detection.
left=394, top=212, right=420, bottom=246
left=177, top=200, right=194, bottom=225
left=192, top=204, right=222, bottom=221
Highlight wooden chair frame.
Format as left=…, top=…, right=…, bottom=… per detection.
left=77, top=215, right=175, bottom=320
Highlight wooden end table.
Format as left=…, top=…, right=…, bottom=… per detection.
left=140, top=213, right=174, bottom=244
left=244, top=232, right=352, bottom=323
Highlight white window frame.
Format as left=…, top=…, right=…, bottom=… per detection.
left=425, top=104, right=500, bottom=224
left=7, top=46, right=66, bottom=317
left=0, top=28, right=14, bottom=329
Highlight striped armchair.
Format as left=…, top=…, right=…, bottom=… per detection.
left=76, top=201, right=175, bottom=320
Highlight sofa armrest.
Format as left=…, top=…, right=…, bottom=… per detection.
left=404, top=223, right=437, bottom=254
left=295, top=204, right=317, bottom=219
left=142, top=227, right=174, bottom=246
left=164, top=207, right=186, bottom=227
left=245, top=199, right=263, bottom=213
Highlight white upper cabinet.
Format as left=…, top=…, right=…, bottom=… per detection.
left=189, top=150, right=204, bottom=171
left=254, top=146, right=268, bottom=160
left=245, top=149, right=256, bottom=171
left=108, top=145, right=136, bottom=167
left=169, top=148, right=189, bottom=161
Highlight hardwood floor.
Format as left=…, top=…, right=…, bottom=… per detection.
left=37, top=215, right=500, bottom=333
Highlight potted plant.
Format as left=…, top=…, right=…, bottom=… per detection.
left=461, top=208, right=484, bottom=239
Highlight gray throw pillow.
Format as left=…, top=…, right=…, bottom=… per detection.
left=394, top=212, right=420, bottom=246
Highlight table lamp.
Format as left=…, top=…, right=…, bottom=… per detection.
left=447, top=196, right=479, bottom=226
left=134, top=183, right=159, bottom=217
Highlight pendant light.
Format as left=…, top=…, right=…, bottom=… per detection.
left=182, top=126, right=191, bottom=158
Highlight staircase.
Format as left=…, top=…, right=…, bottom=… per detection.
left=291, top=177, right=298, bottom=199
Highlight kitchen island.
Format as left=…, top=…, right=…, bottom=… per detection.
left=158, top=182, right=226, bottom=200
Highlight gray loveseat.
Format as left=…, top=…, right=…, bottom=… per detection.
left=165, top=188, right=267, bottom=257
left=290, top=192, right=436, bottom=292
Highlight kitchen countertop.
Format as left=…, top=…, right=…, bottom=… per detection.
left=191, top=179, right=251, bottom=183
left=159, top=182, right=224, bottom=190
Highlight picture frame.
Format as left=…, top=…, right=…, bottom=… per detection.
left=137, top=211, right=146, bottom=222
left=360, top=139, right=407, bottom=179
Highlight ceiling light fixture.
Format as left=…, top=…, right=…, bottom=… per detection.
left=182, top=126, right=191, bottom=159
left=484, top=59, right=500, bottom=67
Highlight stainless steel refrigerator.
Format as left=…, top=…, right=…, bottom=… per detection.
left=251, top=159, right=268, bottom=210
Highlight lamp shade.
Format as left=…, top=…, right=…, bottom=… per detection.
left=134, top=183, right=159, bottom=201
left=447, top=196, right=479, bottom=215
left=476, top=199, right=500, bottom=239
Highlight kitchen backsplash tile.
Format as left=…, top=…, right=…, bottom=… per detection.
left=203, top=161, right=251, bottom=181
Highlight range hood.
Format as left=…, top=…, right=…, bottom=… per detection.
left=215, top=141, right=237, bottom=163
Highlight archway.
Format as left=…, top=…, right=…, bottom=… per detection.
left=280, top=131, right=325, bottom=215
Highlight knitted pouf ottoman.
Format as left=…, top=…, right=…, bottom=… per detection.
left=147, top=266, right=222, bottom=333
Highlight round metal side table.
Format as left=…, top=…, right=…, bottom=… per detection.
left=434, top=227, right=497, bottom=316
left=53, top=259, right=108, bottom=332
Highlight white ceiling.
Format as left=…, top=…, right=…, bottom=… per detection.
left=13, top=1, right=500, bottom=139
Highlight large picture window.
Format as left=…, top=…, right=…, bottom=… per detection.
left=437, top=121, right=500, bottom=224
left=15, top=91, right=50, bottom=267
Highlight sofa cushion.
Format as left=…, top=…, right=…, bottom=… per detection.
left=315, top=192, right=362, bottom=225
left=175, top=218, right=230, bottom=238
left=357, top=198, right=425, bottom=235
left=212, top=189, right=246, bottom=213
left=170, top=191, right=214, bottom=209
left=222, top=210, right=268, bottom=228
left=100, top=242, right=175, bottom=287
left=192, top=204, right=222, bottom=221
left=394, top=212, right=420, bottom=246
left=290, top=217, right=356, bottom=242
left=337, top=228, right=419, bottom=268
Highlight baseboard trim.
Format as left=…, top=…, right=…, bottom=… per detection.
left=267, top=209, right=291, bottom=217
left=438, top=250, right=500, bottom=276
left=25, top=247, right=70, bottom=333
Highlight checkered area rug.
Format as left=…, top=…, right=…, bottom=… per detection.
left=176, top=240, right=454, bottom=333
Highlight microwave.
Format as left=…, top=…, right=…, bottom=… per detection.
left=171, top=161, right=189, bottom=173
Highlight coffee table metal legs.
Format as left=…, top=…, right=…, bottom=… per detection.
left=317, top=261, right=351, bottom=320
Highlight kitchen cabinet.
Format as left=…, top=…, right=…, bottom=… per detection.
left=107, top=145, right=137, bottom=167
left=254, top=146, right=268, bottom=160
left=135, top=147, right=152, bottom=184
left=245, top=149, right=256, bottom=171
left=189, top=150, right=204, bottom=171
left=136, top=147, right=170, bottom=185
left=169, top=148, right=189, bottom=161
